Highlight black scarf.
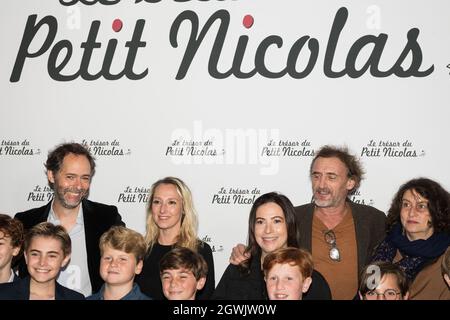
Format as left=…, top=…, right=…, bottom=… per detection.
left=371, top=223, right=450, bottom=280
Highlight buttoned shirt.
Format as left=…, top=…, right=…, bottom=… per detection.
left=48, top=202, right=92, bottom=296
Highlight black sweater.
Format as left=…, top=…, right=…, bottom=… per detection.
left=213, top=255, right=331, bottom=300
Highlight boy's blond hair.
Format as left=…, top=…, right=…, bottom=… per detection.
left=99, top=226, right=146, bottom=261
left=24, top=222, right=71, bottom=257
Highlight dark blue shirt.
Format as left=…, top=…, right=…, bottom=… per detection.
left=87, top=283, right=151, bottom=300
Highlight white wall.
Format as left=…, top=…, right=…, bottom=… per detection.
left=1, top=0, right=449, bottom=284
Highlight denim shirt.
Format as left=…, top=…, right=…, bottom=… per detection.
left=87, top=283, right=151, bottom=300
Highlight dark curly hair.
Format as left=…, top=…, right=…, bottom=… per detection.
left=45, top=142, right=96, bottom=189
left=0, top=214, right=24, bottom=267
left=386, top=178, right=450, bottom=234
left=310, top=145, right=364, bottom=194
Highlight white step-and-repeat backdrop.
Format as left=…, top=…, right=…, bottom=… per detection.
left=1, top=0, right=449, bottom=283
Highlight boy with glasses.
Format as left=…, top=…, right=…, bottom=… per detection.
left=358, top=261, right=409, bottom=300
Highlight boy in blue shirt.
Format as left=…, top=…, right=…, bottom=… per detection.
left=88, top=226, right=150, bottom=300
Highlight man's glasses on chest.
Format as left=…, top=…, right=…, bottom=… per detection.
left=324, top=229, right=341, bottom=262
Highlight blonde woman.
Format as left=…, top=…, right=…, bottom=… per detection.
left=135, top=177, right=214, bottom=299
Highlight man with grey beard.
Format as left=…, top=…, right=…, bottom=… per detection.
left=14, top=142, right=124, bottom=297
left=230, top=145, right=386, bottom=300
left=294, top=145, right=385, bottom=299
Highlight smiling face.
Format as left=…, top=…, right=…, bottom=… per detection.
left=25, top=236, right=70, bottom=284
left=161, top=268, right=205, bottom=300
left=99, top=245, right=142, bottom=287
left=310, top=157, right=355, bottom=208
left=0, top=231, right=21, bottom=275
left=254, top=202, right=288, bottom=258
left=47, top=153, right=91, bottom=210
left=266, top=263, right=312, bottom=300
left=151, top=183, right=184, bottom=233
left=400, top=189, right=434, bottom=241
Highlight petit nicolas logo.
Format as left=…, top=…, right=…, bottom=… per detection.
left=361, top=139, right=425, bottom=158
left=349, top=190, right=374, bottom=206
left=81, top=139, right=131, bottom=157
left=0, top=139, right=40, bottom=156
left=211, top=186, right=261, bottom=205
left=27, top=185, right=53, bottom=202
left=201, top=234, right=224, bottom=254
left=261, top=139, right=315, bottom=157
left=117, top=186, right=149, bottom=203
left=10, top=2, right=434, bottom=82
left=166, top=138, right=222, bottom=158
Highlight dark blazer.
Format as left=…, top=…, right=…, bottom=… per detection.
left=0, top=276, right=85, bottom=300
left=14, top=199, right=124, bottom=293
left=12, top=273, right=20, bottom=282
left=295, top=200, right=386, bottom=274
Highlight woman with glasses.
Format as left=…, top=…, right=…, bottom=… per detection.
left=212, top=192, right=331, bottom=300
left=358, top=261, right=409, bottom=300
left=370, top=178, right=450, bottom=300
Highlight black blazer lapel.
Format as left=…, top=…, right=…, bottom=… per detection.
left=14, top=276, right=31, bottom=300
left=349, top=202, right=369, bottom=274
left=296, top=204, right=314, bottom=252
left=17, top=201, right=52, bottom=229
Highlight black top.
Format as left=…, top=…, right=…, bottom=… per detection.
left=212, top=255, right=267, bottom=300
left=14, top=199, right=124, bottom=293
left=212, top=255, right=331, bottom=300
left=0, top=276, right=85, bottom=300
left=135, top=241, right=215, bottom=300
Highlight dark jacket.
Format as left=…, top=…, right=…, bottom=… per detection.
left=0, top=276, right=85, bottom=300
left=14, top=199, right=124, bottom=293
left=295, top=200, right=386, bottom=274
left=212, top=254, right=331, bottom=300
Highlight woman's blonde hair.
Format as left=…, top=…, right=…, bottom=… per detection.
left=144, top=177, right=199, bottom=252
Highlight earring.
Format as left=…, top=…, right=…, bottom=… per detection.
left=427, top=220, right=432, bottom=227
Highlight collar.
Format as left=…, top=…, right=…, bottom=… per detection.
left=96, top=283, right=142, bottom=300
left=7, top=269, right=15, bottom=283
left=48, top=199, right=84, bottom=226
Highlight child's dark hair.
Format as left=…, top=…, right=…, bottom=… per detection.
left=159, top=247, right=208, bottom=280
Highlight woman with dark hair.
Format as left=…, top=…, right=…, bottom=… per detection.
left=370, top=178, right=450, bottom=299
left=212, top=192, right=331, bottom=299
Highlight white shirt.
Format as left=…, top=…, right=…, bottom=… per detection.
left=7, top=269, right=15, bottom=283
left=48, top=202, right=92, bottom=297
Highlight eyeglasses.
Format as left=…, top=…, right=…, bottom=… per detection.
left=401, top=200, right=429, bottom=213
left=365, top=289, right=401, bottom=300
left=323, top=230, right=340, bottom=262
